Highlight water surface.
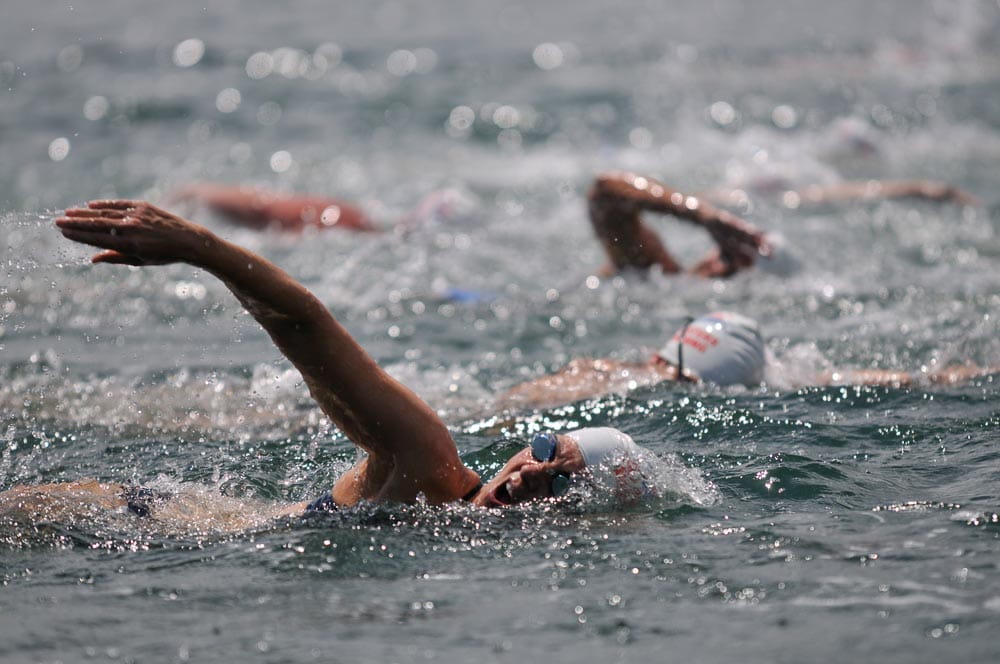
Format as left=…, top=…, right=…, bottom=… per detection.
left=2, top=1, right=1000, bottom=662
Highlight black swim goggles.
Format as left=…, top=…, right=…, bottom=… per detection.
left=530, top=433, right=572, bottom=497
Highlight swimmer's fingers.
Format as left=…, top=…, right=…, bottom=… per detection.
left=706, top=212, right=763, bottom=257
left=58, top=202, right=213, bottom=266
left=56, top=214, right=132, bottom=233
left=57, top=226, right=133, bottom=250
left=58, top=226, right=172, bottom=266
left=62, top=208, right=129, bottom=220
left=709, top=224, right=761, bottom=266
left=690, top=249, right=737, bottom=278
left=91, top=250, right=151, bottom=266
left=57, top=217, right=150, bottom=251
left=946, top=187, right=982, bottom=207
left=86, top=199, right=142, bottom=211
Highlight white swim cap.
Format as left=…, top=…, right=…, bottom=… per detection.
left=566, top=427, right=651, bottom=503
left=756, top=232, right=799, bottom=276
left=656, top=312, right=766, bottom=386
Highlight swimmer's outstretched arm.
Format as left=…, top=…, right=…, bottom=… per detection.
left=795, top=180, right=980, bottom=207
left=56, top=200, right=476, bottom=505
left=498, top=358, right=674, bottom=411
left=588, top=172, right=768, bottom=278
left=170, top=183, right=376, bottom=232
left=818, top=363, right=998, bottom=388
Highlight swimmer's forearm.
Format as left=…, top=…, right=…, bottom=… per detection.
left=817, top=369, right=914, bottom=387
left=797, top=180, right=979, bottom=206
left=195, top=233, right=452, bottom=457
left=193, top=235, right=386, bottom=403
left=194, top=233, right=332, bottom=324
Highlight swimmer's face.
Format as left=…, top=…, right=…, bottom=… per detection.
left=471, top=435, right=586, bottom=508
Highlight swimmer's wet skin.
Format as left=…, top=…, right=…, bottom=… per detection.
left=500, top=310, right=1000, bottom=411
left=41, top=199, right=654, bottom=520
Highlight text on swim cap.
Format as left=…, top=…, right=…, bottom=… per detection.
left=671, top=327, right=720, bottom=353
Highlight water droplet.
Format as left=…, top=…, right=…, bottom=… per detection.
left=83, top=95, right=109, bottom=121
left=57, top=44, right=83, bottom=72
left=173, top=38, right=205, bottom=68
left=269, top=150, right=292, bottom=173
left=386, top=49, right=416, bottom=77
left=48, top=137, right=70, bottom=162
left=533, top=43, right=564, bottom=70
left=215, top=88, right=241, bottom=113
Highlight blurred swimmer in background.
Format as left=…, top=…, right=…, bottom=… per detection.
left=500, top=311, right=998, bottom=410
left=171, top=170, right=975, bottom=282
left=585, top=171, right=977, bottom=279
left=169, top=183, right=472, bottom=234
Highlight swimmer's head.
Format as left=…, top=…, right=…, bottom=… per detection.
left=654, top=311, right=766, bottom=386
left=473, top=427, right=651, bottom=508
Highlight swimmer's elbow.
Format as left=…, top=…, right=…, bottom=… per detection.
left=589, top=172, right=634, bottom=201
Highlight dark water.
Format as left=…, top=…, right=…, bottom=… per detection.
left=3, top=1, right=1000, bottom=662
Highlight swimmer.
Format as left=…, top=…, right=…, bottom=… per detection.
left=587, top=171, right=773, bottom=278
left=169, top=183, right=471, bottom=233
left=702, top=177, right=981, bottom=210
left=169, top=182, right=377, bottom=232
left=500, top=311, right=998, bottom=410
left=587, top=172, right=978, bottom=279
left=172, top=173, right=975, bottom=282
left=176, top=175, right=773, bottom=278
left=0, top=200, right=654, bottom=526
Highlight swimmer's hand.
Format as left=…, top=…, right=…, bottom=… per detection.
left=703, top=210, right=770, bottom=271
left=913, top=181, right=981, bottom=207
left=56, top=200, right=215, bottom=267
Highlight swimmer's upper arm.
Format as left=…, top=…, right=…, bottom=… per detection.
left=587, top=173, right=683, bottom=272
left=261, top=196, right=375, bottom=232
left=796, top=180, right=980, bottom=206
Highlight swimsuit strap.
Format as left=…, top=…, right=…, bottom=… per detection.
left=304, top=491, right=338, bottom=514
left=461, top=481, right=483, bottom=502
left=304, top=482, right=482, bottom=515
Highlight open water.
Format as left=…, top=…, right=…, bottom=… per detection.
left=2, top=1, right=1000, bottom=662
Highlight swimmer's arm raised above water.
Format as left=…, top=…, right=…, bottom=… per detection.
left=56, top=201, right=475, bottom=505
left=170, top=183, right=376, bottom=232
left=588, top=172, right=768, bottom=278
